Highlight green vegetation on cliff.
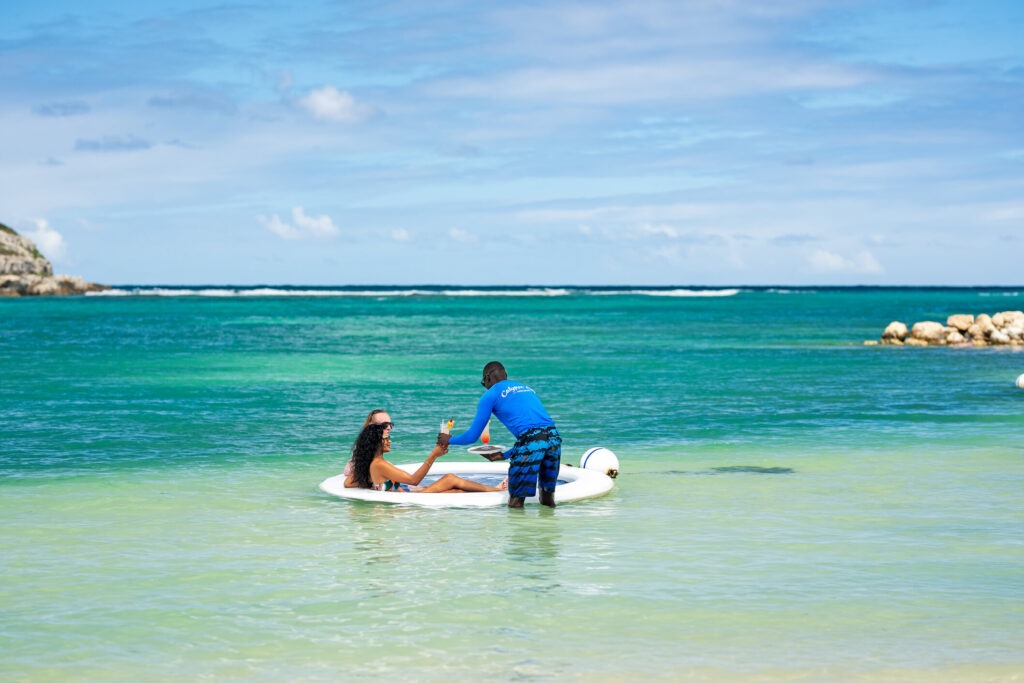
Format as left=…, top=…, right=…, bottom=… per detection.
left=0, top=222, right=46, bottom=261
left=1, top=220, right=107, bottom=295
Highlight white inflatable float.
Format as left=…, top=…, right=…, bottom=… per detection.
left=580, top=446, right=620, bottom=478
left=319, top=456, right=616, bottom=508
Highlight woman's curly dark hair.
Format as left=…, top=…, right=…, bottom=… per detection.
left=351, top=422, right=388, bottom=489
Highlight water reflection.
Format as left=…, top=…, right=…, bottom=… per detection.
left=501, top=514, right=562, bottom=593
left=655, top=466, right=796, bottom=476
left=340, top=502, right=416, bottom=566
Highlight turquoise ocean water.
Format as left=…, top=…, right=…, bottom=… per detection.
left=2, top=286, right=1022, bottom=682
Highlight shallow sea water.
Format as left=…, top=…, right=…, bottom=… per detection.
left=1, top=287, right=1022, bottom=681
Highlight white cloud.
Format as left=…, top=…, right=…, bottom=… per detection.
left=298, top=86, right=375, bottom=123
left=636, top=223, right=681, bottom=239
left=259, top=207, right=339, bottom=240
left=511, top=232, right=537, bottom=245
left=259, top=214, right=298, bottom=240
left=291, top=207, right=339, bottom=237
left=649, top=244, right=684, bottom=265
left=277, top=69, right=294, bottom=94
left=520, top=202, right=715, bottom=225
left=434, top=60, right=866, bottom=106
left=25, top=218, right=68, bottom=261
left=809, top=250, right=846, bottom=272
left=448, top=228, right=479, bottom=244
left=809, top=249, right=883, bottom=274
left=391, top=228, right=411, bottom=242
left=983, top=204, right=1024, bottom=221
left=857, top=251, right=884, bottom=273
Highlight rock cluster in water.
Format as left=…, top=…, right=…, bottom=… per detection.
left=0, top=222, right=108, bottom=296
left=867, top=311, right=1024, bottom=347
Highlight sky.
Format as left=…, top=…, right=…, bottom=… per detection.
left=1, top=0, right=1022, bottom=286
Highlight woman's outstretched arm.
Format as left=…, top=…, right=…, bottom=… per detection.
left=372, top=445, right=445, bottom=486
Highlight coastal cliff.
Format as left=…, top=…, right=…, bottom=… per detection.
left=0, top=222, right=108, bottom=296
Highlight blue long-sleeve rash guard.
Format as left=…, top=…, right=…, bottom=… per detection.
left=448, top=380, right=555, bottom=446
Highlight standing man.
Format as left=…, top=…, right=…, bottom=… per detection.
left=442, top=361, right=562, bottom=508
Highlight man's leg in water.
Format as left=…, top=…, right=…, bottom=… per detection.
left=507, top=449, right=543, bottom=508
left=538, top=437, right=561, bottom=507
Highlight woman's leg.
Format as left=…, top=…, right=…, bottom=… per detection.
left=420, top=473, right=503, bottom=493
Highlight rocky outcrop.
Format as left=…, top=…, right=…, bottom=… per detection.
left=0, top=272, right=110, bottom=296
left=869, top=310, right=1024, bottom=347
left=881, top=321, right=908, bottom=343
left=0, top=222, right=107, bottom=296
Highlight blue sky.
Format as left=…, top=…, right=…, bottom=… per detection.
left=2, top=0, right=1021, bottom=285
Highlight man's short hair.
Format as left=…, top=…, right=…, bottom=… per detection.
left=483, top=361, right=505, bottom=376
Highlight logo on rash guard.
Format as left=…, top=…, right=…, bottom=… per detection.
left=501, top=384, right=536, bottom=399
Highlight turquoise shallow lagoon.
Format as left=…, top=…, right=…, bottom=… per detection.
left=2, top=287, right=1023, bottom=681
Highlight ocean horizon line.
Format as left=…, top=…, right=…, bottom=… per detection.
left=79, top=283, right=1024, bottom=298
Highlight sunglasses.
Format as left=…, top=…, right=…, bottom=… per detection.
left=377, top=421, right=394, bottom=429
